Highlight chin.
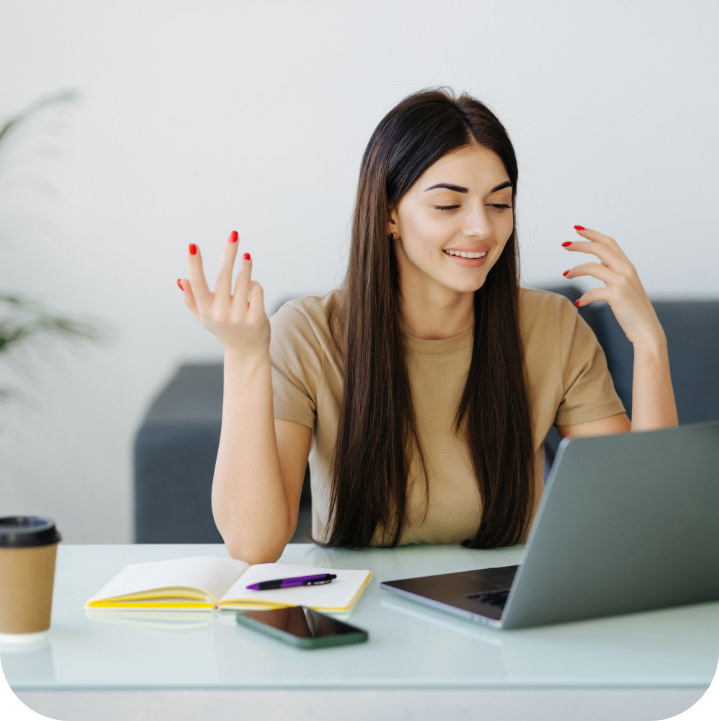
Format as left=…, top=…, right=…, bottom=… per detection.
left=445, top=273, right=488, bottom=294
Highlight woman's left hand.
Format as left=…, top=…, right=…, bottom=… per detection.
left=562, top=226, right=665, bottom=348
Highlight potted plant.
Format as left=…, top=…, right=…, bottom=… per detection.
left=0, top=91, right=103, bottom=404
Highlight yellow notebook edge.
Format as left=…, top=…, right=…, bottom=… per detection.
left=85, top=572, right=373, bottom=613
left=85, top=601, right=215, bottom=610
left=85, top=585, right=215, bottom=608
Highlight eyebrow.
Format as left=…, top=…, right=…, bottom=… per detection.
left=424, top=180, right=513, bottom=194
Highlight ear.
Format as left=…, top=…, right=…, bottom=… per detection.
left=386, top=207, right=399, bottom=238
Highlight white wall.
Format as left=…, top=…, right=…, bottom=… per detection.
left=0, top=0, right=717, bottom=542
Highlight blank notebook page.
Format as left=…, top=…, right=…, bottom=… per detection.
left=220, top=563, right=371, bottom=609
left=87, top=557, right=249, bottom=603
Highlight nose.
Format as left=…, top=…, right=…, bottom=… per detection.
left=462, top=203, right=493, bottom=240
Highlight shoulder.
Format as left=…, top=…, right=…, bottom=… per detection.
left=270, top=289, right=343, bottom=356
left=517, top=287, right=594, bottom=372
left=518, top=287, right=578, bottom=336
left=518, top=287, right=575, bottom=315
left=273, top=290, right=341, bottom=324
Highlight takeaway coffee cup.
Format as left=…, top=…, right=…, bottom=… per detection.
left=0, top=516, right=62, bottom=641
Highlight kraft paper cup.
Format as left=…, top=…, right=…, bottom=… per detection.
left=0, top=517, right=62, bottom=641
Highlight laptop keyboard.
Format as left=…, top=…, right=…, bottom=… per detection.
left=467, top=589, right=510, bottom=609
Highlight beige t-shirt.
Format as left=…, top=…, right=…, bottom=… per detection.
left=269, top=288, right=625, bottom=546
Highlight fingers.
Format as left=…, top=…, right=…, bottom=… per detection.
left=563, top=241, right=636, bottom=279
left=178, top=278, right=201, bottom=321
left=232, top=252, right=253, bottom=313
left=183, top=234, right=258, bottom=327
left=563, top=226, right=637, bottom=280
left=569, top=226, right=631, bottom=263
left=564, top=261, right=623, bottom=286
left=215, top=231, right=240, bottom=302
left=247, top=280, right=266, bottom=318
left=562, top=239, right=624, bottom=268
left=187, top=243, right=213, bottom=314
left=573, top=226, right=615, bottom=245
left=575, top=286, right=615, bottom=308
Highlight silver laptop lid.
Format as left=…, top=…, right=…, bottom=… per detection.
left=501, top=421, right=719, bottom=629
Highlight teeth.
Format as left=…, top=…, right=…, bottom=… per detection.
left=444, top=250, right=487, bottom=258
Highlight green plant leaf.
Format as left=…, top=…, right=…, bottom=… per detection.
left=0, top=90, right=107, bottom=412
left=0, top=294, right=105, bottom=355
left=0, top=90, right=79, bottom=157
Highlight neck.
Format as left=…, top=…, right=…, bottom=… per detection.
left=398, top=272, right=475, bottom=340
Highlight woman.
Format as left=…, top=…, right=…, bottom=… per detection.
left=178, top=89, right=677, bottom=564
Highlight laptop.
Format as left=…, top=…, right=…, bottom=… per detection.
left=380, top=421, right=719, bottom=629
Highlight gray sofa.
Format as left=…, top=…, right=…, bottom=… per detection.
left=134, top=287, right=719, bottom=543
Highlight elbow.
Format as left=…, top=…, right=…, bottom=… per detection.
left=223, top=536, right=288, bottom=565
left=213, top=503, right=294, bottom=565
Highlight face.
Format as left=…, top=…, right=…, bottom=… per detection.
left=388, top=144, right=514, bottom=295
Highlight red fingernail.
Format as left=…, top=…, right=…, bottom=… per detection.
left=189, top=244, right=197, bottom=255
left=562, top=241, right=572, bottom=247
left=243, top=252, right=251, bottom=260
left=574, top=225, right=585, bottom=231
left=177, top=279, right=183, bottom=291
left=575, top=300, right=580, bottom=307
left=230, top=231, right=238, bottom=243
left=562, top=270, right=569, bottom=276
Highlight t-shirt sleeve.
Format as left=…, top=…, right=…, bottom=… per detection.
left=554, top=299, right=626, bottom=427
left=269, top=302, right=323, bottom=429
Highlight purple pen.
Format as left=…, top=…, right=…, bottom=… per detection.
left=247, top=573, right=337, bottom=591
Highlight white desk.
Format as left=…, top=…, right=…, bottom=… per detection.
left=2, top=544, right=717, bottom=721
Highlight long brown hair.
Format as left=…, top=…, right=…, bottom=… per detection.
left=324, top=88, right=534, bottom=549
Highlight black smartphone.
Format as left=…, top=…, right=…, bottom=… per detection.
left=236, top=606, right=368, bottom=649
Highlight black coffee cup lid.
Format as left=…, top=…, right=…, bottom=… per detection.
left=0, top=516, right=62, bottom=548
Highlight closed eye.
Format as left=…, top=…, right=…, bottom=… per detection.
left=435, top=204, right=511, bottom=211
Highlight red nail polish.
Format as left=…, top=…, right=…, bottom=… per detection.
left=243, top=252, right=251, bottom=260
left=177, top=279, right=183, bottom=291
left=574, top=225, right=585, bottom=231
left=189, top=244, right=197, bottom=255
left=575, top=300, right=580, bottom=307
left=562, top=270, right=569, bottom=276
left=230, top=231, right=238, bottom=243
left=562, top=241, right=572, bottom=247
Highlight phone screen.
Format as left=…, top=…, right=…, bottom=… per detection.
left=236, top=606, right=369, bottom=648
left=240, top=606, right=363, bottom=639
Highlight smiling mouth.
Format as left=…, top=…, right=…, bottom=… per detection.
left=442, top=249, right=488, bottom=259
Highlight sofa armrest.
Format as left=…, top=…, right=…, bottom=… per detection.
left=135, top=365, right=225, bottom=543
left=135, top=364, right=312, bottom=543
left=593, top=300, right=719, bottom=424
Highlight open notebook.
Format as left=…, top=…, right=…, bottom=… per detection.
left=85, top=557, right=372, bottom=613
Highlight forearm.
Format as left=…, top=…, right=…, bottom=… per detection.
left=630, top=334, right=679, bottom=431
left=212, top=351, right=291, bottom=563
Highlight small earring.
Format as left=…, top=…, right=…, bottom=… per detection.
left=389, top=231, right=399, bottom=240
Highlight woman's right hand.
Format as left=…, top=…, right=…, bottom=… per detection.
left=178, top=231, right=270, bottom=362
